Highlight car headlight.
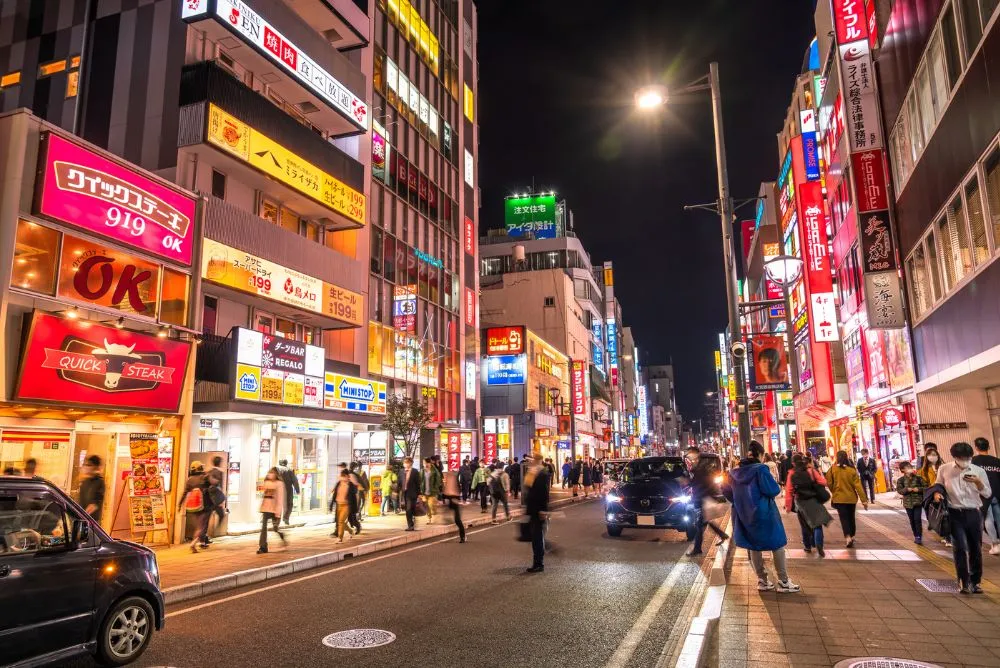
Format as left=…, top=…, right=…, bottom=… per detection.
left=670, top=495, right=692, bottom=504
left=606, top=493, right=623, bottom=503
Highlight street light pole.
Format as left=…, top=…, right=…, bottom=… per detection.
left=708, top=62, right=751, bottom=450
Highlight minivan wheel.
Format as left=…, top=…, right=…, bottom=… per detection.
left=96, top=596, right=155, bottom=666
left=607, top=525, right=623, bottom=537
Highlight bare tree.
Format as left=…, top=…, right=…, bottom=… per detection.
left=382, top=394, right=434, bottom=460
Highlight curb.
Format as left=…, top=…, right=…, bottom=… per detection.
left=162, top=494, right=591, bottom=605
left=675, top=517, right=734, bottom=668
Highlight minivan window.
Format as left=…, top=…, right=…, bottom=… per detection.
left=0, top=490, right=68, bottom=554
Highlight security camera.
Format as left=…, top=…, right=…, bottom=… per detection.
left=730, top=342, right=747, bottom=359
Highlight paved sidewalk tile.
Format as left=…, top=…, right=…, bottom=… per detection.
left=717, top=493, right=1000, bottom=668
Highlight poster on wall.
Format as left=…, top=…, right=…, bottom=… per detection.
left=886, top=327, right=916, bottom=391
left=749, top=335, right=791, bottom=391
left=127, top=433, right=168, bottom=532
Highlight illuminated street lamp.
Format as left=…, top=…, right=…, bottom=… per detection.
left=636, top=64, right=751, bottom=449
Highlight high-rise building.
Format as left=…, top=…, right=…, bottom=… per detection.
left=647, top=364, right=681, bottom=447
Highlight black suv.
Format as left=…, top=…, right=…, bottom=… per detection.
left=0, top=476, right=164, bottom=667
left=604, top=456, right=699, bottom=538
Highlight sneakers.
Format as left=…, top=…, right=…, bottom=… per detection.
left=990, top=544, right=1000, bottom=555
left=914, top=536, right=923, bottom=545
left=803, top=547, right=812, bottom=554
left=776, top=579, right=801, bottom=593
left=971, top=584, right=984, bottom=594
left=525, top=565, right=544, bottom=573
left=686, top=547, right=704, bottom=557
left=757, top=579, right=776, bottom=591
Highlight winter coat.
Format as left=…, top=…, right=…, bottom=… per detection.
left=459, top=464, right=473, bottom=484
left=582, top=463, right=593, bottom=486
left=471, top=466, right=489, bottom=488
left=562, top=462, right=572, bottom=480
left=784, top=467, right=828, bottom=512
left=827, top=465, right=866, bottom=505
left=259, top=478, right=285, bottom=516
left=421, top=467, right=442, bottom=497
left=722, top=459, right=787, bottom=552
left=922, top=482, right=950, bottom=538
left=896, top=472, right=927, bottom=509
left=785, top=467, right=833, bottom=529
left=380, top=470, right=398, bottom=496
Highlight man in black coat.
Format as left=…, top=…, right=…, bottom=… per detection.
left=777, top=449, right=794, bottom=486
left=400, top=457, right=421, bottom=530
left=277, top=459, right=300, bottom=525
left=685, top=447, right=730, bottom=556
left=506, top=457, right=522, bottom=499
left=858, top=448, right=878, bottom=503
left=524, top=454, right=550, bottom=573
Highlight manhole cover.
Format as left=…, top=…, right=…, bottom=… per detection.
left=322, top=629, right=396, bottom=649
left=916, top=578, right=960, bottom=593
left=833, top=659, right=942, bottom=668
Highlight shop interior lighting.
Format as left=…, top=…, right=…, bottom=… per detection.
left=157, top=325, right=169, bottom=338
left=66, top=306, right=79, bottom=319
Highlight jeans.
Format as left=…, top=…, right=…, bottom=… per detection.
left=905, top=505, right=923, bottom=538
left=447, top=497, right=465, bottom=540
left=529, top=515, right=545, bottom=567
left=949, top=507, right=984, bottom=587
left=797, top=512, right=824, bottom=549
left=859, top=476, right=875, bottom=503
left=491, top=491, right=510, bottom=520
left=983, top=497, right=1000, bottom=543
left=832, top=503, right=857, bottom=538
left=749, top=547, right=788, bottom=584
left=259, top=511, right=284, bottom=550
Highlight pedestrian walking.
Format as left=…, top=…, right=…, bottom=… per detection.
left=24, top=458, right=37, bottom=477
left=78, top=454, right=106, bottom=524
left=764, top=453, right=780, bottom=485
left=202, top=456, right=226, bottom=547
left=971, top=437, right=1000, bottom=555
left=685, top=446, right=730, bottom=556
left=380, top=466, right=398, bottom=515
left=570, top=457, right=582, bottom=496
left=723, top=440, right=799, bottom=592
left=917, top=443, right=942, bottom=479
left=777, top=449, right=794, bottom=486
left=421, top=457, right=442, bottom=524
left=927, top=442, right=992, bottom=594
left=329, top=469, right=357, bottom=542
left=400, top=457, right=420, bottom=531
left=896, top=461, right=927, bottom=544
left=257, top=467, right=287, bottom=553
left=561, top=457, right=571, bottom=489
left=785, top=453, right=832, bottom=557
left=470, top=458, right=480, bottom=500
left=592, top=458, right=604, bottom=495
left=857, top=448, right=878, bottom=503
left=544, top=458, right=556, bottom=488
left=827, top=450, right=868, bottom=547
left=459, top=457, right=472, bottom=502
left=507, top=457, right=522, bottom=500
left=581, top=456, right=593, bottom=498
left=276, top=459, right=300, bottom=525
left=471, top=461, right=490, bottom=513
left=352, top=462, right=370, bottom=519
left=524, top=453, right=550, bottom=573
left=489, top=465, right=511, bottom=522
left=177, top=462, right=210, bottom=554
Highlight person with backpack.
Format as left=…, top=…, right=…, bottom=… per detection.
left=723, top=441, right=799, bottom=592
left=785, top=453, right=833, bottom=557
left=257, top=467, right=287, bottom=554
left=471, top=461, right=490, bottom=513
left=459, top=457, right=473, bottom=503
left=827, top=450, right=868, bottom=548
left=490, top=464, right=511, bottom=523
left=202, top=456, right=227, bottom=547
left=178, top=462, right=211, bottom=554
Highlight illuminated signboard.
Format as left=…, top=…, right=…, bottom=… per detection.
left=183, top=0, right=368, bottom=131
left=800, top=109, right=820, bottom=182
left=606, top=319, right=618, bottom=368
left=392, top=285, right=417, bottom=332
left=484, top=326, right=525, bottom=356
left=464, top=217, right=475, bottom=255
left=832, top=0, right=869, bottom=44
left=15, top=311, right=191, bottom=413
left=571, top=360, right=587, bottom=416
left=798, top=182, right=837, bottom=343
left=233, top=328, right=325, bottom=408
left=465, top=287, right=476, bottom=328
left=838, top=40, right=882, bottom=151
left=485, top=354, right=526, bottom=385
left=464, top=150, right=474, bottom=187
left=35, top=132, right=197, bottom=266
left=206, top=105, right=365, bottom=225
left=414, top=248, right=443, bottom=269
left=372, top=121, right=391, bottom=184
left=324, top=373, right=387, bottom=414
left=591, top=319, right=605, bottom=374
left=504, top=194, right=558, bottom=239
left=637, top=385, right=649, bottom=436
left=851, top=149, right=889, bottom=214
left=202, top=239, right=363, bottom=326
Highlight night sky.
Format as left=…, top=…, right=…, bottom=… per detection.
left=476, top=0, right=818, bottom=420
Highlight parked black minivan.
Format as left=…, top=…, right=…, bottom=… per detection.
left=0, top=476, right=164, bottom=667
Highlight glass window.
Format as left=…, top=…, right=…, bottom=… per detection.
left=937, top=214, right=958, bottom=290
left=914, top=64, right=935, bottom=141
left=203, top=294, right=218, bottom=335
left=275, top=317, right=296, bottom=339
left=371, top=226, right=383, bottom=274
left=965, top=177, right=989, bottom=265
left=907, top=93, right=924, bottom=160
left=211, top=169, right=226, bottom=199
left=941, top=5, right=963, bottom=87
left=160, top=268, right=190, bottom=327
left=383, top=234, right=396, bottom=282
left=259, top=198, right=279, bottom=225
left=926, top=228, right=943, bottom=300
left=304, top=221, right=320, bottom=243
left=907, top=245, right=931, bottom=317
left=279, top=207, right=300, bottom=235
left=944, top=195, right=974, bottom=285
left=927, top=31, right=950, bottom=119
left=0, top=490, right=68, bottom=554
left=12, top=220, right=59, bottom=294
left=960, top=0, right=984, bottom=54
left=985, top=148, right=1000, bottom=253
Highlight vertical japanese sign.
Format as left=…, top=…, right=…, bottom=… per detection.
left=798, top=182, right=838, bottom=342
left=464, top=217, right=475, bottom=255
left=571, top=360, right=587, bottom=416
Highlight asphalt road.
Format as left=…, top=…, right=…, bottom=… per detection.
left=71, top=500, right=709, bottom=668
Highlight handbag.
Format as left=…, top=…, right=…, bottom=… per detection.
left=516, top=519, right=532, bottom=542
left=413, top=497, right=427, bottom=517
left=813, top=482, right=831, bottom=504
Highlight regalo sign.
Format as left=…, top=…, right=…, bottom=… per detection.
left=15, top=312, right=191, bottom=413
left=35, top=133, right=197, bottom=266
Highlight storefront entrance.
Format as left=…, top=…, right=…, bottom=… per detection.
left=276, top=435, right=326, bottom=514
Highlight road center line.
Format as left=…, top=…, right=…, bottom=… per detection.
left=604, top=559, right=690, bottom=668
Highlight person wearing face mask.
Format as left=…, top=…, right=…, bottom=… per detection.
left=917, top=444, right=942, bottom=485
left=926, top=442, right=992, bottom=594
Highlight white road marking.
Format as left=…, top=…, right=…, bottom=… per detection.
left=604, top=559, right=691, bottom=668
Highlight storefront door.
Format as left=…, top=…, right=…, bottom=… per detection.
left=69, top=432, right=119, bottom=531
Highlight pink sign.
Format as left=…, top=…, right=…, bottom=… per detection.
left=35, top=133, right=197, bottom=266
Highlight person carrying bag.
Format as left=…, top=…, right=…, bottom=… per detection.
left=785, top=453, right=833, bottom=557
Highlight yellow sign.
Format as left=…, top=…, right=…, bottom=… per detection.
left=261, top=370, right=284, bottom=403
left=283, top=375, right=304, bottom=405
left=604, top=267, right=614, bottom=286
left=715, top=350, right=722, bottom=370
left=206, top=104, right=365, bottom=226
left=322, top=282, right=364, bottom=327
left=464, top=84, right=474, bottom=122
left=324, top=373, right=387, bottom=414
left=728, top=375, right=736, bottom=400
left=235, top=364, right=261, bottom=401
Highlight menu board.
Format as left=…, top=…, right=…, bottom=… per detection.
left=127, top=433, right=168, bottom=532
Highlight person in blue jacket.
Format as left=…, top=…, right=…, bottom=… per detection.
left=724, top=440, right=800, bottom=593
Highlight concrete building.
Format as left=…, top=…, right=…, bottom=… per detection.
left=647, top=364, right=681, bottom=447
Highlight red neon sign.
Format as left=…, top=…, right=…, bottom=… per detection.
left=832, top=0, right=869, bottom=45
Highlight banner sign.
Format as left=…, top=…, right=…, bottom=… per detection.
left=126, top=433, right=168, bottom=532
left=859, top=209, right=896, bottom=272
left=207, top=104, right=365, bottom=225
left=485, top=354, right=527, bottom=385
left=324, top=373, right=387, bottom=414
left=571, top=360, right=587, bottom=416
left=606, top=319, right=618, bottom=368
left=799, top=182, right=838, bottom=342
left=15, top=311, right=190, bottom=412
left=233, top=328, right=325, bottom=408
left=750, top=335, right=792, bottom=391
left=864, top=271, right=905, bottom=329
left=392, top=285, right=417, bottom=332
left=484, top=326, right=525, bottom=356
left=464, top=217, right=475, bottom=255
left=504, top=194, right=558, bottom=239
left=851, top=149, right=889, bottom=212
left=35, top=132, right=197, bottom=266
left=184, top=0, right=368, bottom=130
left=203, top=239, right=363, bottom=326
left=832, top=0, right=869, bottom=44
left=838, top=41, right=882, bottom=151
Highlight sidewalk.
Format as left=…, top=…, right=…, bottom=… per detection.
left=154, top=487, right=584, bottom=603
left=715, top=494, right=1000, bottom=668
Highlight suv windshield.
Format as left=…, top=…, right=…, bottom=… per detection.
left=623, top=459, right=689, bottom=483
